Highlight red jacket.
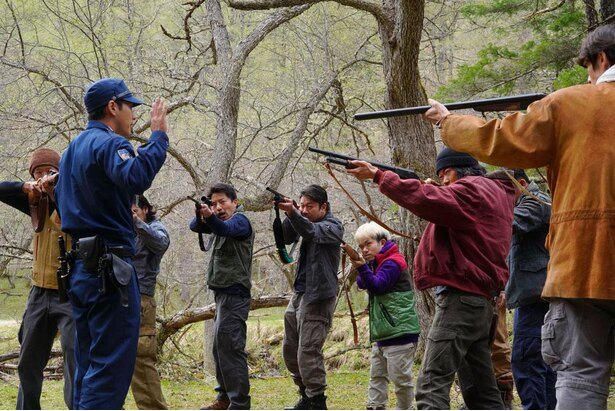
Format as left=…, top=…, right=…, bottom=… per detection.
left=374, top=170, right=515, bottom=298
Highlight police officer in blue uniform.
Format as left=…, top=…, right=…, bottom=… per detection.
left=54, top=78, right=169, bottom=409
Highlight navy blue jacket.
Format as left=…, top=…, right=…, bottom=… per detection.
left=505, top=182, right=551, bottom=309
left=282, top=209, right=343, bottom=303
left=56, top=121, right=168, bottom=254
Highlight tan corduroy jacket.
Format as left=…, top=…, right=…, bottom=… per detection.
left=32, top=210, right=71, bottom=289
left=441, top=82, right=615, bottom=301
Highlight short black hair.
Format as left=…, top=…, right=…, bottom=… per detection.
left=453, top=165, right=486, bottom=178
left=88, top=100, right=126, bottom=121
left=577, top=24, right=615, bottom=67
left=208, top=183, right=237, bottom=201
left=133, top=194, right=156, bottom=222
left=513, top=169, right=530, bottom=182
left=300, top=184, right=328, bottom=206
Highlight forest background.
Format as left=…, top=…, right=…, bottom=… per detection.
left=0, top=0, right=613, bottom=408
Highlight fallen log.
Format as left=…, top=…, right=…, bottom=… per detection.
left=0, top=349, right=61, bottom=363
left=157, top=294, right=291, bottom=348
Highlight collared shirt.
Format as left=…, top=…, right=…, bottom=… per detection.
left=597, top=65, right=615, bottom=84
left=56, top=120, right=168, bottom=254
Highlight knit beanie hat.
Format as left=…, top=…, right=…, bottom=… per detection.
left=435, top=147, right=479, bottom=174
left=29, top=148, right=60, bottom=177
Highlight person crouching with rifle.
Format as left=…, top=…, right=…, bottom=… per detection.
left=274, top=184, right=343, bottom=410
left=0, top=148, right=75, bottom=410
left=189, top=183, right=254, bottom=410
left=347, top=148, right=515, bottom=410
left=348, top=222, right=420, bottom=410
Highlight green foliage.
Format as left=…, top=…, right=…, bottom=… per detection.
left=554, top=66, right=588, bottom=89
left=439, top=0, right=589, bottom=100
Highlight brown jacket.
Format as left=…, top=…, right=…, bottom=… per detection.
left=441, top=82, right=615, bottom=301
left=32, top=210, right=71, bottom=289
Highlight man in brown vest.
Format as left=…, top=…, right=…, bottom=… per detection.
left=0, top=148, right=75, bottom=409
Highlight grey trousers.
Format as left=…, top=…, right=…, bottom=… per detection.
left=283, top=293, right=336, bottom=398
left=542, top=298, right=615, bottom=410
left=213, top=292, right=251, bottom=409
left=367, top=342, right=417, bottom=410
left=16, top=286, right=75, bottom=410
left=415, top=290, right=504, bottom=410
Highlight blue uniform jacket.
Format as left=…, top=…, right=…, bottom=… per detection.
left=56, top=121, right=168, bottom=254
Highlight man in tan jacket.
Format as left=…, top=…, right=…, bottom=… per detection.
left=424, top=25, right=615, bottom=409
left=0, top=148, right=75, bottom=409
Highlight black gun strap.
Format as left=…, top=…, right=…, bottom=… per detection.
left=198, top=232, right=206, bottom=252
left=272, top=205, right=293, bottom=264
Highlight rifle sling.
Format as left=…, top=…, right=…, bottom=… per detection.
left=501, top=169, right=551, bottom=207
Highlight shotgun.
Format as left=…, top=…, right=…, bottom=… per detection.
left=308, top=146, right=419, bottom=180
left=354, top=93, right=547, bottom=121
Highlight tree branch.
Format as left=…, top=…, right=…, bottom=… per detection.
left=224, top=0, right=386, bottom=22
left=157, top=294, right=291, bottom=348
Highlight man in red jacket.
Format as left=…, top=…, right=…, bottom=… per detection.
left=347, top=148, right=515, bottom=410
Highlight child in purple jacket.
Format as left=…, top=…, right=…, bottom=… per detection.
left=350, top=222, right=420, bottom=410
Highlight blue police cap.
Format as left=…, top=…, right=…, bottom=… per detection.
left=84, top=78, right=144, bottom=113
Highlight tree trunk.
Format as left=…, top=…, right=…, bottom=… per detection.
left=377, top=0, right=436, bottom=345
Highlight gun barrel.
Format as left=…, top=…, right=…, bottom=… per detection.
left=310, top=146, right=419, bottom=180
left=354, top=93, right=547, bottom=121
left=186, top=196, right=202, bottom=206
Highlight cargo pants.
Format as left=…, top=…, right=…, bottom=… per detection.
left=283, top=293, right=336, bottom=398
left=415, top=289, right=505, bottom=410
left=542, top=298, right=615, bottom=410
left=131, top=295, right=168, bottom=409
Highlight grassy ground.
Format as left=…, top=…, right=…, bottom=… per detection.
left=0, top=280, right=613, bottom=409
left=0, top=372, right=396, bottom=409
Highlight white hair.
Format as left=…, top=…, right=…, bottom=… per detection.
left=354, top=222, right=391, bottom=244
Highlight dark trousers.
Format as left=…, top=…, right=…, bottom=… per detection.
left=213, top=292, right=251, bottom=409
left=16, top=286, right=76, bottom=410
left=512, top=302, right=557, bottom=410
left=282, top=293, right=336, bottom=398
left=69, top=259, right=140, bottom=409
left=416, top=290, right=505, bottom=410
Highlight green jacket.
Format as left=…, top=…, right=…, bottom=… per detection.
left=369, top=269, right=421, bottom=342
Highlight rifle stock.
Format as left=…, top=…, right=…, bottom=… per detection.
left=309, top=146, right=419, bottom=180
left=354, top=93, right=547, bottom=121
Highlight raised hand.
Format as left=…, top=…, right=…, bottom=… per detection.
left=22, top=181, right=42, bottom=203
left=38, top=172, right=59, bottom=195
left=346, top=160, right=378, bottom=181
left=150, top=97, right=168, bottom=133
left=276, top=198, right=298, bottom=215
left=423, top=98, right=451, bottom=125
left=198, top=204, right=214, bottom=219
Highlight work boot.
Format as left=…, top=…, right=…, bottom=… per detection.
left=200, top=397, right=231, bottom=410
left=497, top=376, right=514, bottom=410
left=308, top=393, right=327, bottom=410
left=284, top=388, right=310, bottom=410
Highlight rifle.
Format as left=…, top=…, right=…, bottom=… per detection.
left=308, top=146, right=419, bottom=180
left=354, top=93, right=547, bottom=121
left=324, top=225, right=360, bottom=346
left=57, top=236, right=70, bottom=303
left=265, top=187, right=298, bottom=208
left=186, top=196, right=213, bottom=252
left=30, top=171, right=59, bottom=232
left=266, top=187, right=297, bottom=264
